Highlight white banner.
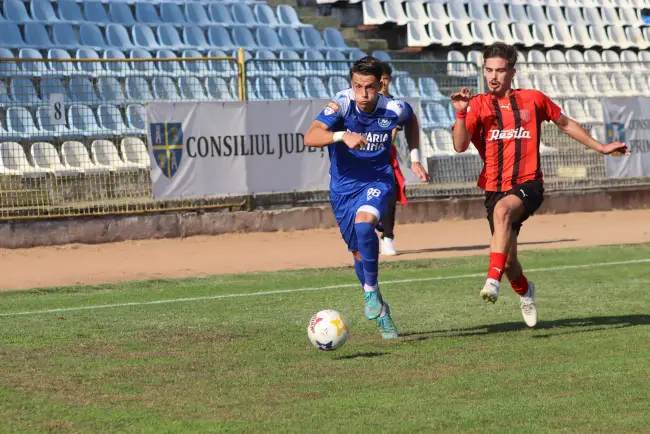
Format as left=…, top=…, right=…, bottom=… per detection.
left=147, top=98, right=423, bottom=200
left=602, top=96, right=650, bottom=178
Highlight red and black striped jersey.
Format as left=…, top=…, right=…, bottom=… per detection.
left=454, top=89, right=562, bottom=192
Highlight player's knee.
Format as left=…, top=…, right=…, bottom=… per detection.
left=493, top=203, right=514, bottom=226
left=354, top=222, right=376, bottom=246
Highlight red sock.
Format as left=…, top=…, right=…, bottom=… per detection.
left=487, top=252, right=507, bottom=281
left=510, top=273, right=529, bottom=296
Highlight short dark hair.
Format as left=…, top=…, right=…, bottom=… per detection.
left=380, top=61, right=392, bottom=78
left=349, top=56, right=383, bottom=81
left=483, top=42, right=518, bottom=68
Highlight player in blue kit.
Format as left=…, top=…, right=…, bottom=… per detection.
left=304, top=57, right=430, bottom=339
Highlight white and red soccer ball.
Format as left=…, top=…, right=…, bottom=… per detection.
left=307, top=310, right=349, bottom=351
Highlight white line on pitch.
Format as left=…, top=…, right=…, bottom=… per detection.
left=1, top=258, right=649, bottom=318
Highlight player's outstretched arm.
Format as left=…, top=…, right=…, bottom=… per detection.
left=404, top=113, right=430, bottom=182
left=451, top=88, right=472, bottom=153
left=553, top=114, right=631, bottom=155
left=304, top=120, right=368, bottom=150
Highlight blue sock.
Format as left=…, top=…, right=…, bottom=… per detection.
left=353, top=257, right=365, bottom=287
left=355, top=222, right=379, bottom=287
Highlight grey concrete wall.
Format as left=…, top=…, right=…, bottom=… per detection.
left=1, top=186, right=649, bottom=249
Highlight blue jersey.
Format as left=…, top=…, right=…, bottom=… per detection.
left=315, top=89, right=413, bottom=195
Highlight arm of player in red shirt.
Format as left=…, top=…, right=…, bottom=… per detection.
left=542, top=92, right=631, bottom=156
left=451, top=88, right=480, bottom=153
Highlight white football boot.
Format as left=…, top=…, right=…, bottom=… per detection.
left=519, top=281, right=538, bottom=327
left=480, top=278, right=500, bottom=303
left=381, top=237, right=397, bottom=256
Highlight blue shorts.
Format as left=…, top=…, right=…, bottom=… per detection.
left=330, top=181, right=394, bottom=252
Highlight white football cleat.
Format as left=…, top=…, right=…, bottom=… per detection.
left=381, top=237, right=397, bottom=256
left=519, top=281, right=538, bottom=328
left=480, top=278, right=500, bottom=303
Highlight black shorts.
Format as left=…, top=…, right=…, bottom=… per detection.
left=485, top=180, right=544, bottom=235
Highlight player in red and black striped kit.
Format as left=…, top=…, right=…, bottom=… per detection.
left=451, top=43, right=630, bottom=327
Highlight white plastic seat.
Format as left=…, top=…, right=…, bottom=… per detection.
left=527, top=49, right=548, bottom=72
left=571, top=25, right=597, bottom=49
left=468, top=0, right=490, bottom=21
left=384, top=0, right=409, bottom=26
left=534, top=23, right=556, bottom=47
left=532, top=74, right=560, bottom=98
left=551, top=24, right=578, bottom=48
left=470, top=20, right=496, bottom=46
left=602, top=50, right=623, bottom=71
left=487, top=3, right=512, bottom=23
left=490, top=22, right=520, bottom=46
left=430, top=129, right=456, bottom=155
left=61, top=140, right=108, bottom=174
left=584, top=99, right=604, bottom=123
left=565, top=7, right=587, bottom=25
left=546, top=6, right=567, bottom=24
left=591, top=73, right=617, bottom=97
left=426, top=3, right=451, bottom=23
left=583, top=7, right=604, bottom=26
left=527, top=5, right=549, bottom=23
left=449, top=20, right=474, bottom=46
left=572, top=73, right=598, bottom=97
left=447, top=1, right=470, bottom=20
left=589, top=25, right=614, bottom=49
left=584, top=49, right=603, bottom=69
left=513, top=73, right=535, bottom=90
left=564, top=99, right=596, bottom=123
left=91, top=139, right=138, bottom=172
left=565, top=49, right=586, bottom=71
left=509, top=4, right=532, bottom=23
left=427, top=22, right=454, bottom=46
left=447, top=51, right=476, bottom=77
left=611, top=73, right=635, bottom=96
left=407, top=22, right=434, bottom=47
left=120, top=137, right=149, bottom=169
left=361, top=0, right=387, bottom=26
left=405, top=1, right=429, bottom=23
left=30, top=142, right=81, bottom=176
left=0, top=141, right=50, bottom=176
left=511, top=23, right=541, bottom=47
left=607, top=25, right=632, bottom=49
left=630, top=74, right=650, bottom=94
left=546, top=49, right=567, bottom=69
left=625, top=27, right=650, bottom=50
left=620, top=8, right=644, bottom=27
left=551, top=74, right=578, bottom=97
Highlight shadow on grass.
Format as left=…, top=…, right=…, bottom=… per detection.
left=334, top=351, right=388, bottom=360
left=397, top=239, right=577, bottom=256
left=401, top=314, right=650, bottom=341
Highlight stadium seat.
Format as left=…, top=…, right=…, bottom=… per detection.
left=69, top=76, right=101, bottom=107
left=490, top=23, right=519, bottom=46
left=129, top=49, right=154, bottom=76
left=602, top=50, right=622, bottom=71
left=304, top=76, right=329, bottom=99
left=565, top=49, right=586, bottom=71
left=426, top=3, right=451, bottom=23
left=47, top=49, right=76, bottom=77
left=103, top=49, right=129, bottom=77
left=534, top=23, right=556, bottom=48
left=179, top=76, right=208, bottom=101
left=532, top=74, right=560, bottom=98
left=156, top=50, right=184, bottom=77
left=183, top=25, right=211, bottom=51
left=207, top=77, right=236, bottom=101
left=256, top=27, right=283, bottom=50
left=280, top=76, right=306, bottom=99
left=249, top=50, right=275, bottom=77
left=427, top=22, right=454, bottom=46
left=551, top=24, right=578, bottom=48
left=61, top=140, right=107, bottom=173
left=278, top=5, right=309, bottom=28
left=0, top=49, right=21, bottom=79
left=181, top=50, right=209, bottom=76
left=158, top=25, right=188, bottom=51
left=31, top=142, right=82, bottom=176
left=80, top=23, right=108, bottom=51
left=572, top=73, right=598, bottom=97
left=348, top=48, right=367, bottom=61
left=611, top=74, right=635, bottom=96
left=382, top=0, right=409, bottom=25
left=0, top=81, right=11, bottom=106
left=58, top=0, right=82, bottom=23
left=85, top=1, right=109, bottom=25
left=10, top=77, right=41, bottom=106
left=584, top=99, right=603, bottom=123
left=565, top=7, right=587, bottom=26
left=487, top=3, right=512, bottom=23
left=120, top=137, right=149, bottom=169
left=41, top=77, right=68, bottom=103
left=233, top=27, right=260, bottom=49
left=97, top=77, right=124, bottom=105
left=133, top=24, right=161, bottom=50
left=395, top=77, right=419, bottom=99
left=608, top=26, right=632, bottom=50
left=564, top=99, right=597, bottom=123
left=24, top=22, right=54, bottom=49
left=134, top=2, right=162, bottom=26
left=254, top=4, right=281, bottom=27
left=208, top=4, right=235, bottom=27
left=419, top=77, right=446, bottom=101
left=18, top=49, right=47, bottom=77
left=407, top=22, right=434, bottom=48
left=186, top=3, right=211, bottom=26
left=232, top=3, right=257, bottom=26
left=527, top=5, right=548, bottom=23
left=279, top=27, right=305, bottom=51
left=279, top=50, right=307, bottom=77
left=125, top=77, right=154, bottom=102
left=301, top=27, right=325, bottom=50
left=591, top=73, right=616, bottom=97
left=620, top=8, right=644, bottom=27
left=430, top=129, right=455, bottom=155
left=328, top=76, right=348, bottom=95
left=52, top=23, right=82, bottom=50
left=470, top=20, right=497, bottom=46
left=447, top=1, right=470, bottom=21
left=621, top=50, right=643, bottom=71
left=152, top=77, right=181, bottom=101
left=304, top=49, right=330, bottom=76
left=512, top=23, right=541, bottom=47
left=0, top=141, right=50, bottom=176
left=449, top=21, right=474, bottom=46
left=92, top=138, right=140, bottom=171
left=160, top=2, right=186, bottom=25
left=326, top=50, right=350, bottom=75
left=0, top=23, right=26, bottom=50
left=448, top=51, right=470, bottom=77
left=125, top=104, right=146, bottom=135
left=323, top=28, right=350, bottom=51
left=362, top=0, right=388, bottom=26
left=509, top=4, right=532, bottom=23
left=571, top=25, right=597, bottom=49
left=7, top=107, right=42, bottom=140
left=69, top=104, right=107, bottom=137
left=4, top=0, right=32, bottom=23
left=96, top=105, right=131, bottom=137
left=590, top=25, right=614, bottom=49
left=527, top=49, right=548, bottom=72
left=552, top=74, right=578, bottom=98
left=626, top=27, right=649, bottom=50
left=206, top=49, right=236, bottom=77
left=109, top=3, right=136, bottom=26
left=106, top=24, right=135, bottom=50
left=255, top=77, right=281, bottom=100
left=31, top=0, right=59, bottom=22
left=513, top=73, right=534, bottom=90
left=35, top=106, right=69, bottom=138
left=468, top=0, right=489, bottom=21
left=208, top=26, right=236, bottom=51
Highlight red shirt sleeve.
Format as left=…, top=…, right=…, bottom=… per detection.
left=536, top=91, right=562, bottom=122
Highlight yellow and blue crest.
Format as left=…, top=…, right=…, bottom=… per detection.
left=605, top=122, right=625, bottom=144
left=150, top=122, right=183, bottom=179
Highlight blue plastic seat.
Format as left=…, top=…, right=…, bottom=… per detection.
left=18, top=48, right=48, bottom=77
left=107, top=23, right=135, bottom=49
left=0, top=49, right=20, bottom=79
left=372, top=50, right=407, bottom=76
left=70, top=76, right=100, bottom=106
left=97, top=104, right=128, bottom=134
left=10, top=78, right=41, bottom=106
left=68, top=104, right=103, bottom=137
left=395, top=76, right=419, bottom=98
left=0, top=22, right=27, bottom=49
left=425, top=104, right=453, bottom=129
left=278, top=27, right=305, bottom=51
left=76, top=48, right=103, bottom=77
left=207, top=26, right=235, bottom=50
left=0, top=81, right=11, bottom=106
left=278, top=5, right=309, bottom=28
left=232, top=27, right=258, bottom=49
left=47, top=49, right=77, bottom=76
left=157, top=25, right=188, bottom=51
left=232, top=4, right=257, bottom=26
left=103, top=49, right=130, bottom=77
left=252, top=50, right=278, bottom=77
left=324, top=28, right=350, bottom=51
left=301, top=27, right=325, bottom=50
left=348, top=48, right=367, bottom=61
left=254, top=4, right=280, bottom=27
left=304, top=76, right=329, bottom=99
left=53, top=23, right=82, bottom=50
left=256, top=27, right=283, bottom=50
left=206, top=49, right=236, bottom=77
left=80, top=23, right=108, bottom=50
left=183, top=26, right=210, bottom=51
left=208, top=4, right=235, bottom=27
left=186, top=3, right=211, bottom=26
left=325, top=50, right=349, bottom=75
left=84, top=1, right=109, bottom=25
left=304, top=49, right=330, bottom=76
left=31, top=0, right=59, bottom=22
left=134, top=2, right=162, bottom=26
left=129, top=49, right=154, bottom=76
left=97, top=77, right=125, bottom=105
left=125, top=77, right=154, bottom=102
left=36, top=106, right=69, bottom=138
left=160, top=3, right=186, bottom=25
left=256, top=77, right=281, bottom=100
left=207, top=77, right=236, bottom=101
left=58, top=0, right=83, bottom=23
left=133, top=24, right=161, bottom=50
left=125, top=104, right=146, bottom=134
left=25, top=22, right=55, bottom=49
left=328, top=76, right=349, bottom=95
left=4, top=0, right=32, bottom=23
left=109, top=2, right=136, bottom=26
left=40, top=78, right=68, bottom=103
left=419, top=77, right=446, bottom=101
left=7, top=107, right=41, bottom=139
left=279, top=50, right=306, bottom=77
left=156, top=50, right=184, bottom=77
left=181, top=50, right=209, bottom=76
left=179, top=76, right=208, bottom=100
left=152, top=77, right=181, bottom=101
left=280, top=76, right=306, bottom=99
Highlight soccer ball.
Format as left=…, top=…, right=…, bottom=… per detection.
left=307, top=310, right=349, bottom=351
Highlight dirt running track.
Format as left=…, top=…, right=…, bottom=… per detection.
left=2, top=209, right=650, bottom=291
